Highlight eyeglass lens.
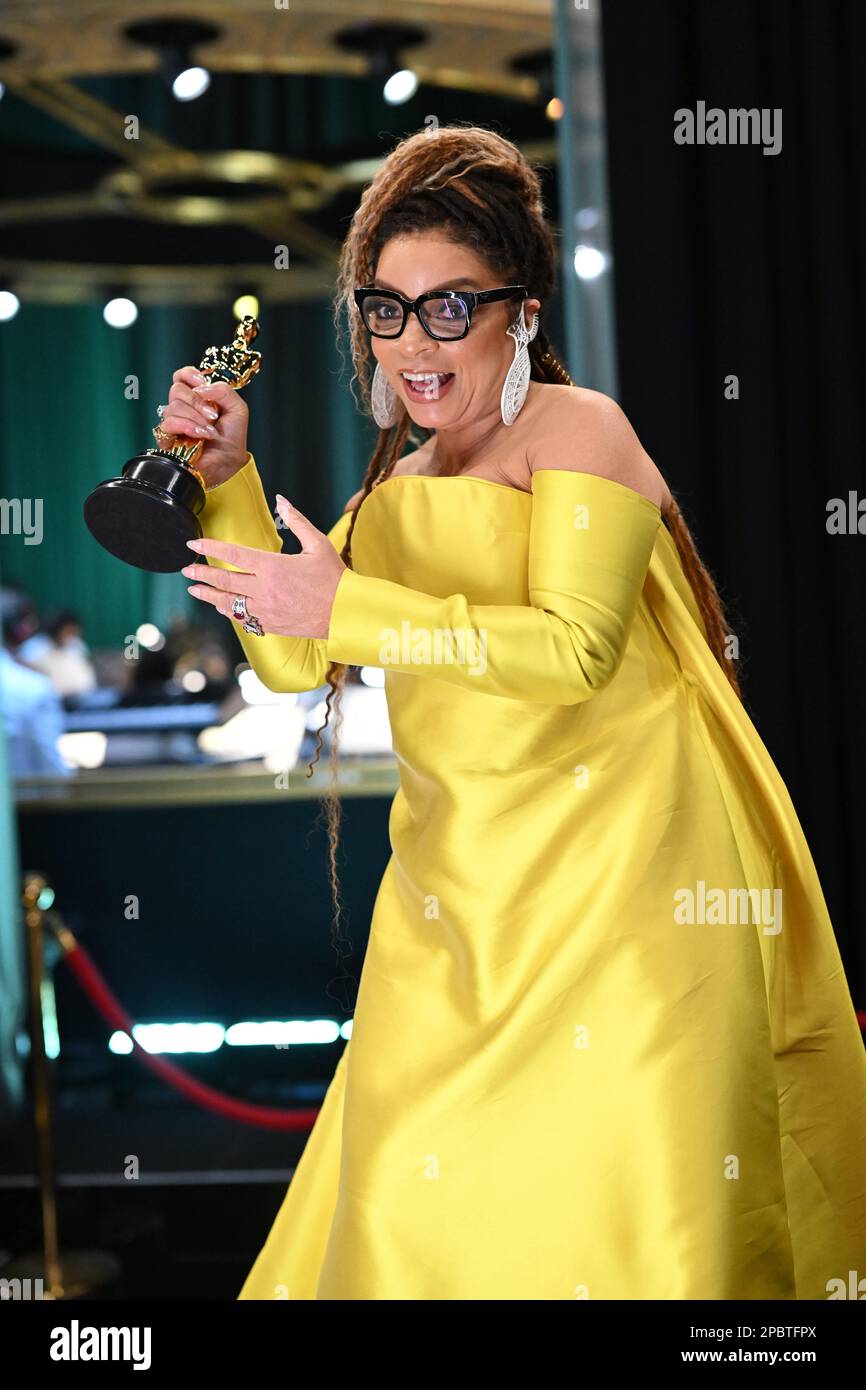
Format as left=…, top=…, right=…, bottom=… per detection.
left=363, top=294, right=469, bottom=339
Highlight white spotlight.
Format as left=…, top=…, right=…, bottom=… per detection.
left=573, top=245, right=609, bottom=281
left=0, top=290, right=20, bottom=321
left=172, top=67, right=210, bottom=102
left=181, top=669, right=207, bottom=693
left=383, top=69, right=418, bottom=105
left=232, top=293, right=259, bottom=323
left=135, top=622, right=164, bottom=651
left=104, top=297, right=138, bottom=328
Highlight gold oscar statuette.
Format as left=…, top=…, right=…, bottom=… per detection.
left=83, top=315, right=262, bottom=572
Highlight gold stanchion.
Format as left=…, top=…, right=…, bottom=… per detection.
left=1, top=872, right=119, bottom=1300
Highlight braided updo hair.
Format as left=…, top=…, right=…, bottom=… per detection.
left=307, top=124, right=742, bottom=1007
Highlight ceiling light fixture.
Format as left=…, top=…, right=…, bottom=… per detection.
left=334, top=23, right=427, bottom=105
left=124, top=18, right=221, bottom=102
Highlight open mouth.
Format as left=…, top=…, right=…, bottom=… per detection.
left=400, top=371, right=455, bottom=402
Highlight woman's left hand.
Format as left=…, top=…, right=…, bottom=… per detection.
left=181, top=495, right=346, bottom=639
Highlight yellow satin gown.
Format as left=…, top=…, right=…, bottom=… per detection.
left=201, top=452, right=866, bottom=1300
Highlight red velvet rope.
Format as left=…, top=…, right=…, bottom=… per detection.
left=61, top=941, right=321, bottom=1131
left=56, top=940, right=866, bottom=1133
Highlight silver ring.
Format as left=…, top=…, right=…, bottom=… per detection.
left=157, top=403, right=166, bottom=418
left=231, top=595, right=265, bottom=637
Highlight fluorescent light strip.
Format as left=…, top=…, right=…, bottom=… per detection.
left=107, top=1018, right=353, bottom=1055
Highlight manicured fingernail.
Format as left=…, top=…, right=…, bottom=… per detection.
left=192, top=373, right=207, bottom=385
left=276, top=493, right=289, bottom=505
left=187, top=539, right=202, bottom=550
left=195, top=425, right=215, bottom=435
left=202, top=406, right=218, bottom=419
left=187, top=585, right=199, bottom=596
left=181, top=564, right=194, bottom=576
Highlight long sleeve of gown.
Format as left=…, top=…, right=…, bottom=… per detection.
left=200, top=451, right=351, bottom=693
left=324, top=468, right=661, bottom=704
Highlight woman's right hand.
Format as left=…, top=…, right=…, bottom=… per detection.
left=158, top=364, right=251, bottom=489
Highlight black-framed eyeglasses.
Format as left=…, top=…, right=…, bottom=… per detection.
left=353, top=285, right=527, bottom=341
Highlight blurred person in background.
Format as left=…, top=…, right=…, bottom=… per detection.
left=17, top=607, right=97, bottom=698
left=0, top=587, right=73, bottom=777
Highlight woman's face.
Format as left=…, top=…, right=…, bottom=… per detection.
left=368, top=233, right=541, bottom=428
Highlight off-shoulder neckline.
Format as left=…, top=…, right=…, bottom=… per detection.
left=371, top=467, right=662, bottom=516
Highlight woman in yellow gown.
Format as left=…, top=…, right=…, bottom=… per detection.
left=172, top=127, right=866, bottom=1299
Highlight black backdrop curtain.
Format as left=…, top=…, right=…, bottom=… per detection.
left=600, top=0, right=866, bottom=996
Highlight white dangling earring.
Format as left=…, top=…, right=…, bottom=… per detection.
left=500, top=306, right=539, bottom=427
left=371, top=362, right=399, bottom=429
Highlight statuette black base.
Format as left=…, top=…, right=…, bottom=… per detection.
left=83, top=452, right=206, bottom=573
